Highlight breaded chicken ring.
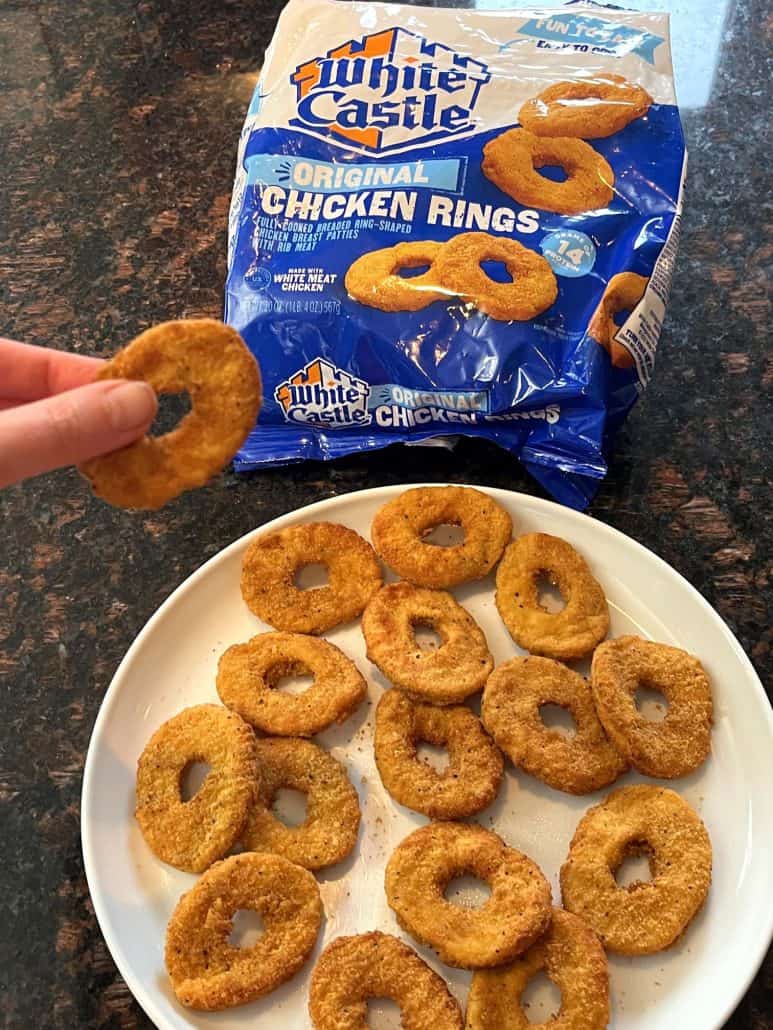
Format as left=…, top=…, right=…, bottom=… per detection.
left=466, top=908, right=610, bottom=1030
left=560, top=785, right=712, bottom=954
left=362, top=582, right=494, bottom=704
left=79, top=319, right=261, bottom=509
left=216, top=632, right=367, bottom=737
left=371, top=485, right=512, bottom=588
left=242, top=737, right=360, bottom=870
left=385, top=822, right=552, bottom=968
left=495, top=533, right=609, bottom=660
left=241, top=522, right=383, bottom=634
left=482, top=656, right=626, bottom=795
left=519, top=75, right=653, bottom=139
left=589, top=272, right=648, bottom=368
left=165, top=852, right=322, bottom=1010
left=135, top=704, right=258, bottom=873
left=591, top=636, right=713, bottom=778
left=374, top=689, right=503, bottom=819
left=483, top=129, right=614, bottom=215
left=345, top=242, right=446, bottom=312
left=435, top=232, right=558, bottom=321
left=309, top=932, right=463, bottom=1030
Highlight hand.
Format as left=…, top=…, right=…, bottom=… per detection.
left=0, top=337, right=158, bottom=488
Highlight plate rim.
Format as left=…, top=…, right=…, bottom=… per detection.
left=81, top=483, right=773, bottom=1030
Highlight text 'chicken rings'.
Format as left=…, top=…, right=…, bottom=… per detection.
left=519, top=75, right=653, bottom=139
left=79, top=319, right=261, bottom=509
left=345, top=241, right=446, bottom=311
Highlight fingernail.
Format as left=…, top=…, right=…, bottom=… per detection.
left=105, top=381, right=157, bottom=431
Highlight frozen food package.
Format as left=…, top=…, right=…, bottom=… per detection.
left=225, top=0, right=685, bottom=508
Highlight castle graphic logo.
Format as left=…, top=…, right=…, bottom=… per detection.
left=275, top=358, right=371, bottom=427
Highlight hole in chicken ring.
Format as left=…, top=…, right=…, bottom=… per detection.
left=560, top=784, right=712, bottom=955
left=79, top=319, right=261, bottom=510
left=482, top=129, right=615, bottom=215
left=591, top=636, right=713, bottom=778
left=241, top=737, right=361, bottom=870
left=309, top=932, right=464, bottom=1030
left=374, top=688, right=504, bottom=819
left=216, top=631, right=367, bottom=737
left=362, top=582, right=494, bottom=705
left=466, top=908, right=610, bottom=1030
left=165, top=851, right=322, bottom=1010
left=385, top=821, right=552, bottom=969
left=435, top=232, right=558, bottom=321
left=589, top=272, right=649, bottom=368
left=482, top=656, right=627, bottom=795
left=519, top=74, right=653, bottom=140
left=240, top=522, right=383, bottom=635
left=371, top=485, right=512, bottom=588
left=135, top=704, right=258, bottom=873
left=345, top=241, right=447, bottom=311
left=495, top=533, right=609, bottom=661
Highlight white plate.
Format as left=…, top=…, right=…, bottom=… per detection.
left=82, top=485, right=773, bottom=1030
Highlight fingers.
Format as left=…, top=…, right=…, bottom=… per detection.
left=0, top=337, right=105, bottom=402
left=0, top=379, right=157, bottom=488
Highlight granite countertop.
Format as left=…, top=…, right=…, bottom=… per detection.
left=0, top=0, right=770, bottom=1026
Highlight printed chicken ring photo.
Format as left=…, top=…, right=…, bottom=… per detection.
left=435, top=232, right=558, bottom=321
left=591, top=636, right=713, bottom=778
left=79, top=319, right=261, bottom=509
left=135, top=704, right=258, bottom=873
left=371, top=485, right=513, bottom=588
left=240, top=521, right=383, bottom=634
left=345, top=241, right=447, bottom=311
left=241, top=737, right=361, bottom=870
left=216, top=631, right=367, bottom=737
left=362, top=582, right=494, bottom=705
left=519, top=75, right=653, bottom=139
left=466, top=908, right=610, bottom=1030
left=482, top=656, right=627, bottom=795
left=495, top=533, right=609, bottom=660
left=309, top=932, right=464, bottom=1030
left=560, top=785, right=712, bottom=955
left=589, top=272, right=649, bottom=368
left=374, top=689, right=504, bottom=819
left=482, top=129, right=615, bottom=215
left=385, top=821, right=552, bottom=969
left=165, top=852, right=322, bottom=1010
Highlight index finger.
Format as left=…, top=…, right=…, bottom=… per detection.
left=0, top=337, right=105, bottom=403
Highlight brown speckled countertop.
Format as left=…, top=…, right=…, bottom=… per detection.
left=0, top=0, right=770, bottom=1027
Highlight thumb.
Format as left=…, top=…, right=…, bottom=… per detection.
left=0, top=379, right=158, bottom=487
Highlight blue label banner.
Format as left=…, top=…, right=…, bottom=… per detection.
left=515, top=14, right=663, bottom=63
left=245, top=154, right=465, bottom=194
left=368, top=384, right=490, bottom=413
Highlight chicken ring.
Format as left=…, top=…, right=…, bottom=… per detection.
left=241, top=521, right=383, bottom=634
left=589, top=272, right=648, bottom=368
left=591, top=636, right=713, bottom=778
left=519, top=75, right=653, bottom=139
left=371, top=485, right=512, bottom=588
left=79, top=319, right=261, bottom=509
left=345, top=241, right=446, bottom=312
left=374, top=689, right=504, bottom=819
left=309, top=932, right=463, bottom=1030
left=242, top=737, right=361, bottom=870
left=560, top=785, right=712, bottom=955
left=435, top=232, right=558, bottom=321
left=165, top=851, right=322, bottom=1010
left=385, top=822, right=552, bottom=968
left=135, top=704, right=258, bottom=873
left=482, top=129, right=614, bottom=215
left=466, top=909, right=610, bottom=1030
left=482, top=656, right=626, bottom=795
left=495, top=533, right=609, bottom=660
left=362, top=582, right=493, bottom=705
left=216, top=632, right=367, bottom=737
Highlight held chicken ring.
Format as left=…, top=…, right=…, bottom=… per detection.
left=345, top=241, right=446, bottom=311
left=519, top=75, right=653, bottom=139
left=482, top=129, right=615, bottom=215
left=79, top=319, right=261, bottom=509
